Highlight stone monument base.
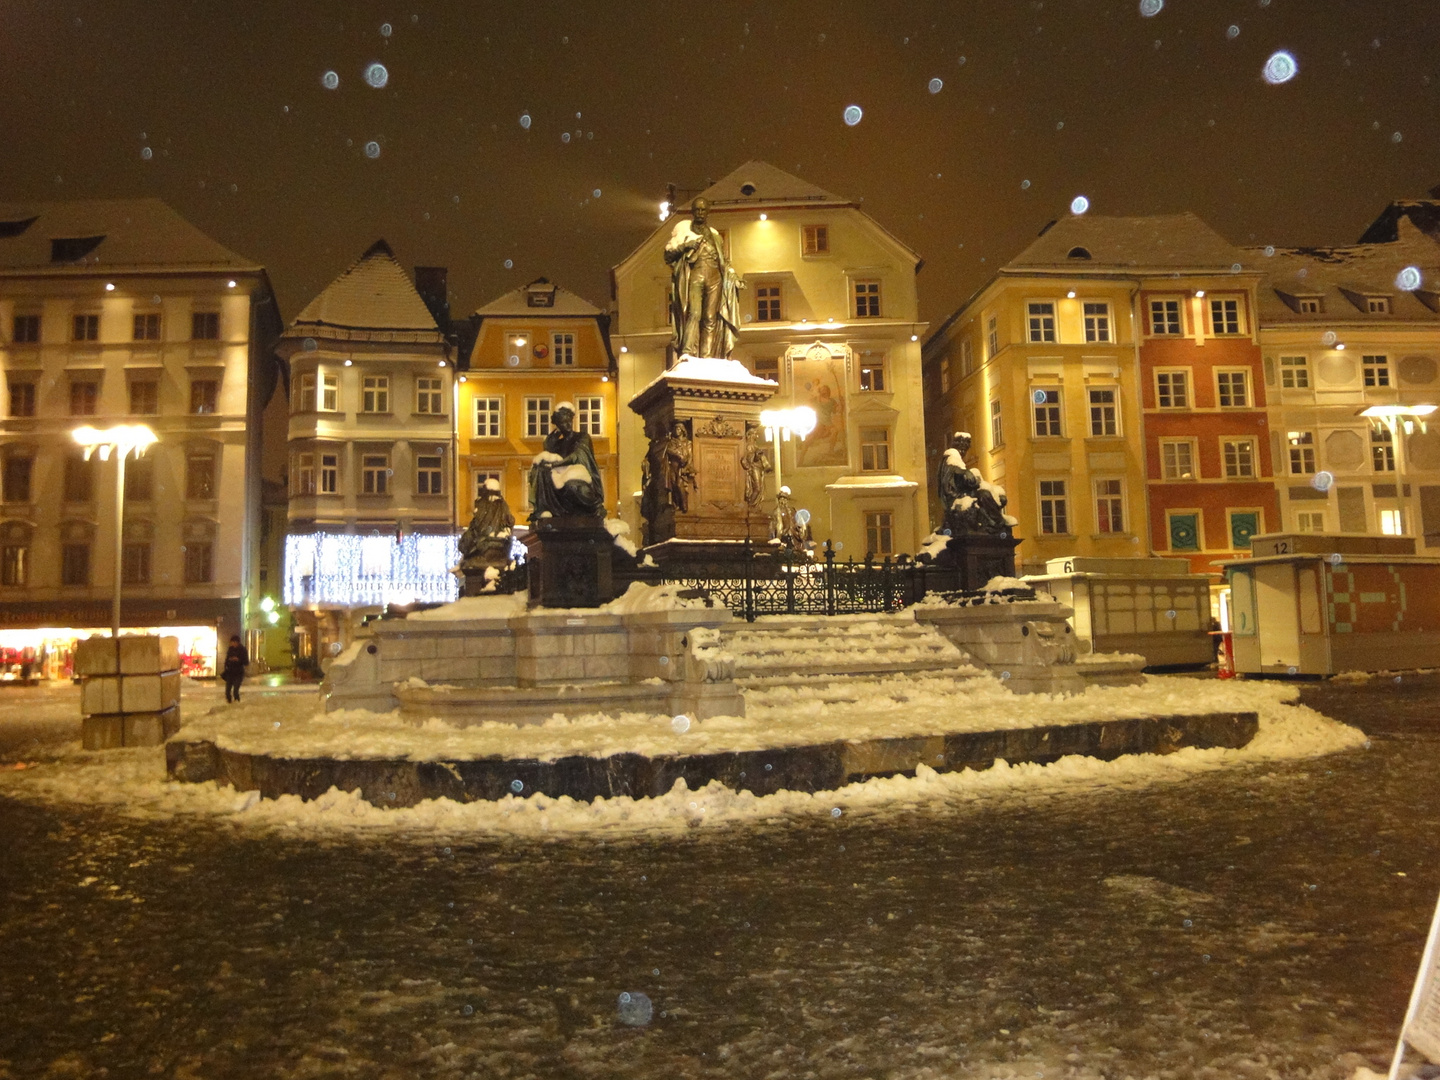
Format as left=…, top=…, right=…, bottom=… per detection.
left=522, top=517, right=629, bottom=608
left=934, top=534, right=1021, bottom=591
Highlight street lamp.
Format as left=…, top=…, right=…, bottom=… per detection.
left=72, top=424, right=158, bottom=637
left=1357, top=405, right=1436, bottom=536
left=759, top=406, right=817, bottom=496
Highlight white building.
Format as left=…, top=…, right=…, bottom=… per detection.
left=0, top=198, right=285, bottom=678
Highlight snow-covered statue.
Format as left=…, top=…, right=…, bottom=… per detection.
left=771, top=485, right=811, bottom=550
left=664, top=197, right=744, bottom=359
left=528, top=403, right=605, bottom=521
left=938, top=432, right=1013, bottom=537
left=458, top=479, right=515, bottom=594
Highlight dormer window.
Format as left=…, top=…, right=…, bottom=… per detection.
left=1067, top=246, right=1092, bottom=260
left=525, top=282, right=556, bottom=308
left=1367, top=296, right=1391, bottom=314
left=1297, top=297, right=1323, bottom=314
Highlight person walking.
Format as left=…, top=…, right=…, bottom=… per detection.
left=222, top=635, right=249, bottom=703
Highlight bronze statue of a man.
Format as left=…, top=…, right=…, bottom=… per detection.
left=937, top=432, right=1011, bottom=537
left=664, top=197, right=742, bottom=359
left=527, top=404, right=605, bottom=521
left=660, top=420, right=696, bottom=513
left=741, top=424, right=772, bottom=507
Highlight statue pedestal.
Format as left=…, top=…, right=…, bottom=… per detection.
left=935, top=534, right=1022, bottom=592
left=628, top=357, right=777, bottom=547
left=521, top=518, right=621, bottom=608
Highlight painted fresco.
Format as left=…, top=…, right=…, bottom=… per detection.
left=792, top=347, right=848, bottom=468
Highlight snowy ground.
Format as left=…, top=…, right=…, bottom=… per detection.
left=0, top=676, right=1431, bottom=1079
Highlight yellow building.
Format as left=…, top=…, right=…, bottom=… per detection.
left=458, top=278, right=617, bottom=522
left=610, top=162, right=928, bottom=558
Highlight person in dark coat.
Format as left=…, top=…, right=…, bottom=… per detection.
left=222, top=635, right=249, bottom=703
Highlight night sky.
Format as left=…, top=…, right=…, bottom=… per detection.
left=2, top=0, right=1436, bottom=328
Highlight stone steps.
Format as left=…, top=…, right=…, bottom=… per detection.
left=723, top=613, right=969, bottom=680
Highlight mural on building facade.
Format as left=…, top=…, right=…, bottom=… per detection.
left=792, top=346, right=849, bottom=467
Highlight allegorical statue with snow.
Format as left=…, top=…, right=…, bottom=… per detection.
left=937, top=432, right=1014, bottom=537
left=664, top=196, right=743, bottom=359
left=528, top=403, right=605, bottom=521
left=457, top=478, right=516, bottom=594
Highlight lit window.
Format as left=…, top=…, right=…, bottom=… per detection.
left=1380, top=508, right=1406, bottom=535
left=1087, top=388, right=1117, bottom=436
left=416, top=455, right=444, bottom=495
left=474, top=397, right=503, bottom=438
left=1083, top=302, right=1111, bottom=343
left=552, top=332, right=576, bottom=366
left=1038, top=480, right=1069, bottom=534
left=129, top=380, right=159, bottom=415
left=186, top=456, right=216, bottom=499
left=860, top=427, right=891, bottom=471
left=319, top=454, right=339, bottom=494
left=1160, top=440, right=1196, bottom=480
left=1372, top=427, right=1395, bottom=472
left=1026, top=302, right=1056, bottom=343
left=802, top=225, right=829, bottom=255
left=191, top=379, right=218, bottom=414
left=864, top=510, right=894, bottom=555
left=1032, top=389, right=1062, bottom=437
left=1287, top=431, right=1316, bottom=475
left=72, top=313, right=99, bottom=341
left=1209, top=298, right=1241, bottom=335
left=416, top=376, right=443, bottom=415
left=755, top=284, right=783, bottom=322
left=525, top=397, right=552, bottom=438
left=191, top=311, right=219, bottom=340
left=854, top=280, right=881, bottom=318
left=1094, top=479, right=1124, bottom=534
left=7, top=380, right=35, bottom=418
left=859, top=357, right=887, bottom=392
left=183, top=542, right=213, bottom=584
left=1217, top=370, right=1249, bottom=408
left=577, top=396, right=603, bottom=436
left=69, top=381, right=98, bottom=416
left=1155, top=370, right=1189, bottom=409
left=361, top=454, right=389, bottom=495
left=1363, top=355, right=1390, bottom=387
left=1279, top=356, right=1309, bottom=389
left=505, top=333, right=528, bottom=366
left=1149, top=299, right=1182, bottom=335
left=989, top=399, right=1003, bottom=448
left=1222, top=439, right=1255, bottom=478
left=133, top=313, right=161, bottom=341
left=321, top=374, right=338, bottom=412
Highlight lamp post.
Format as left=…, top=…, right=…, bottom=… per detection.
left=72, top=424, right=158, bottom=637
left=1358, top=405, right=1436, bottom=536
left=758, top=405, right=818, bottom=497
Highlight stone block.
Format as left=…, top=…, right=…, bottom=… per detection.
left=123, top=707, right=180, bottom=747
left=82, top=714, right=124, bottom=750
left=434, top=636, right=469, bottom=659
left=120, top=671, right=181, bottom=713
left=583, top=655, right=628, bottom=680
left=463, top=634, right=514, bottom=658
left=119, top=635, right=180, bottom=675
left=476, top=657, right=517, bottom=682
left=74, top=636, right=119, bottom=677
left=81, top=674, right=122, bottom=716
left=418, top=658, right=477, bottom=683
left=386, top=635, right=438, bottom=661
left=592, top=632, right=627, bottom=656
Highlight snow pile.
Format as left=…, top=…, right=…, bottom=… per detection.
left=919, top=531, right=950, bottom=559
left=603, top=517, right=638, bottom=557
left=641, top=355, right=776, bottom=391
left=983, top=575, right=1029, bottom=592
left=602, top=580, right=710, bottom=615
left=406, top=593, right=529, bottom=621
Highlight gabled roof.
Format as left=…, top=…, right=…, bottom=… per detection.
left=696, top=161, right=848, bottom=208
left=475, top=277, right=603, bottom=318
left=1358, top=196, right=1440, bottom=245
left=1248, top=222, right=1440, bottom=324
left=1004, top=212, right=1244, bottom=273
left=286, top=239, right=443, bottom=341
left=0, top=198, right=258, bottom=273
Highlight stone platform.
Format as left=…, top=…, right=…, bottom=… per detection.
left=166, top=710, right=1259, bottom=806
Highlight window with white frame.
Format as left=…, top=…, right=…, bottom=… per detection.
left=1222, top=438, right=1256, bottom=478
left=1363, top=355, right=1391, bottom=387
left=1083, top=302, right=1111, bottom=343
left=864, top=511, right=894, bottom=555
left=1094, top=479, right=1124, bottom=533
left=1368, top=296, right=1391, bottom=314
left=505, top=332, right=529, bottom=365
left=859, top=356, right=886, bottom=392
left=1032, top=389, right=1062, bottom=437
left=1297, top=297, right=1323, bottom=314
left=1280, top=356, right=1309, bottom=389
left=1209, top=297, right=1241, bottom=335
left=987, top=316, right=998, bottom=358
left=416, top=455, right=444, bottom=495
left=853, top=280, right=882, bottom=318
left=1372, top=426, right=1395, bottom=472
left=552, top=332, right=576, bottom=366
left=1149, top=299, right=1182, bottom=335
left=474, top=397, right=503, bottom=438
left=1287, top=431, right=1316, bottom=475
left=1380, top=507, right=1406, bottom=535
left=361, top=453, right=389, bottom=495
left=1038, top=479, right=1069, bottom=534
left=960, top=337, right=974, bottom=377
left=1160, top=439, right=1197, bottom=480
left=1026, top=302, right=1056, bottom=343
left=362, top=375, right=390, bottom=413
left=321, top=373, right=338, bottom=412
left=294, top=452, right=316, bottom=495
left=576, top=396, right=603, bottom=436
left=989, top=399, right=1003, bottom=447
left=1216, top=369, right=1249, bottom=408
left=473, top=471, right=503, bottom=501
left=1295, top=511, right=1325, bottom=533
left=860, top=427, right=891, bottom=471
left=296, top=373, right=316, bottom=412
left=802, top=224, right=829, bottom=255
left=754, top=283, right=783, bottom=322
left=1155, top=370, right=1189, bottom=408
left=1087, top=387, right=1118, bottom=436
left=525, top=397, right=553, bottom=438
left=319, top=453, right=339, bottom=494
left=416, top=376, right=443, bottom=415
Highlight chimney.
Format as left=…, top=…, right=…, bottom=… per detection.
left=414, top=266, right=450, bottom=328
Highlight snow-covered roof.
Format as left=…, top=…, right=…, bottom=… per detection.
left=1358, top=198, right=1440, bottom=245
left=285, top=239, right=444, bottom=341
left=0, top=198, right=259, bottom=273
left=1005, top=212, right=1244, bottom=274
left=639, top=356, right=778, bottom=395
left=1247, top=222, right=1440, bottom=324
left=475, top=277, right=602, bottom=318
left=696, top=161, right=848, bottom=208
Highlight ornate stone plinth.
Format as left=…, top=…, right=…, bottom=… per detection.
left=628, top=357, right=777, bottom=547
left=934, top=534, right=1022, bottom=592
left=522, top=518, right=623, bottom=608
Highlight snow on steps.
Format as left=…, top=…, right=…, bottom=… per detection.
left=723, top=612, right=972, bottom=683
